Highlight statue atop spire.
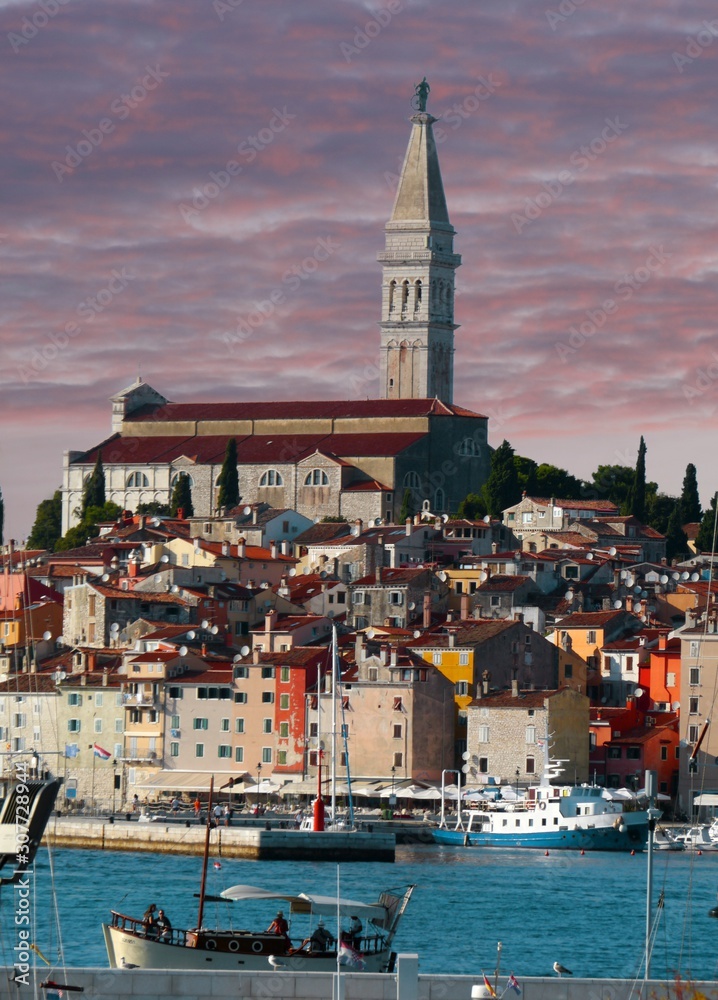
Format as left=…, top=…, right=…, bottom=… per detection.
left=412, top=77, right=430, bottom=113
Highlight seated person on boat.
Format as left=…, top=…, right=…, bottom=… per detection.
left=300, top=919, right=334, bottom=953
left=267, top=910, right=290, bottom=939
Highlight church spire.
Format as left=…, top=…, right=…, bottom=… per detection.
left=378, top=81, right=461, bottom=403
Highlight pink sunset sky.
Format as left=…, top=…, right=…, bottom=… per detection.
left=2, top=0, right=718, bottom=541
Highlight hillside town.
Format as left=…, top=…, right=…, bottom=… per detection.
left=1, top=491, right=716, bottom=818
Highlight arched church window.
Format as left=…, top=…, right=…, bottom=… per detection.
left=414, top=280, right=422, bottom=311
left=389, top=280, right=397, bottom=312
left=172, top=472, right=194, bottom=488
left=303, top=469, right=329, bottom=486
left=434, top=488, right=445, bottom=511
left=401, top=280, right=409, bottom=314
left=403, top=471, right=421, bottom=489
left=457, top=438, right=479, bottom=457
left=126, top=471, right=149, bottom=488
left=259, top=470, right=283, bottom=487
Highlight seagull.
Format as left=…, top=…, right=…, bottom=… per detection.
left=553, top=962, right=572, bottom=977
left=268, top=955, right=287, bottom=970
left=120, top=958, right=139, bottom=969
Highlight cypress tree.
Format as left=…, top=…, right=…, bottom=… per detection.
left=679, top=464, right=702, bottom=524
left=626, top=437, right=647, bottom=522
left=27, top=490, right=63, bottom=551
left=216, top=438, right=240, bottom=511
left=482, top=440, right=520, bottom=517
left=170, top=474, right=194, bottom=518
left=399, top=488, right=414, bottom=523
left=82, top=452, right=106, bottom=514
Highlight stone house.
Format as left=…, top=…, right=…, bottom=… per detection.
left=466, top=685, right=590, bottom=787
left=348, top=567, right=450, bottom=630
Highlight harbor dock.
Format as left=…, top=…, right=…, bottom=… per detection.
left=44, top=816, right=396, bottom=861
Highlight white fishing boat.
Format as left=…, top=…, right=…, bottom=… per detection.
left=103, top=882, right=415, bottom=972
left=652, top=825, right=685, bottom=851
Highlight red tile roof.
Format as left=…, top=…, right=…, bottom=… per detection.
left=523, top=497, right=619, bottom=511
left=477, top=575, right=532, bottom=592
left=122, top=398, right=487, bottom=422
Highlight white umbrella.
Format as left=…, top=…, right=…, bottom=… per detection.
left=243, top=780, right=282, bottom=795
left=412, top=787, right=443, bottom=801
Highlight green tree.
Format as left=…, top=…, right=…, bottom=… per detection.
left=695, top=493, right=718, bottom=553
left=399, top=488, right=414, bottom=523
left=27, top=490, right=63, bottom=551
left=513, top=456, right=538, bottom=495
left=679, top=464, right=702, bottom=524
left=534, top=463, right=583, bottom=500
left=586, top=464, right=635, bottom=509
left=624, top=437, right=647, bottom=521
left=55, top=501, right=122, bottom=551
left=456, top=492, right=487, bottom=520
left=645, top=493, right=678, bottom=536
left=482, top=440, right=521, bottom=517
left=170, top=473, right=194, bottom=517
left=135, top=501, right=172, bottom=517
left=216, top=438, right=240, bottom=511
left=665, top=504, right=689, bottom=563
left=82, top=452, right=106, bottom=515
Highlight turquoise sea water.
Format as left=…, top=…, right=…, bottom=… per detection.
left=3, top=844, right=718, bottom=981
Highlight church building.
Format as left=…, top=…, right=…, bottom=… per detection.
left=61, top=88, right=490, bottom=533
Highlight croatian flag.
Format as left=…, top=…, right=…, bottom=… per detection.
left=338, top=941, right=365, bottom=970
left=93, top=744, right=112, bottom=760
left=507, top=973, right=522, bottom=995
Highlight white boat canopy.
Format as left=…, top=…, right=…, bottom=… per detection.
left=219, top=884, right=388, bottom=921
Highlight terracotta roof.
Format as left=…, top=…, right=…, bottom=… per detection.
left=293, top=523, right=353, bottom=545
left=352, top=567, right=434, bottom=587
left=121, top=398, right=487, bottom=422
left=476, top=575, right=532, bottom=592
left=468, top=689, right=559, bottom=708
left=553, top=610, right=632, bottom=627
left=409, top=619, right=517, bottom=647
left=522, top=497, right=619, bottom=511
left=342, top=479, right=392, bottom=492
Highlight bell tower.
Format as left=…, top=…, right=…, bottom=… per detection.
left=378, top=80, right=461, bottom=402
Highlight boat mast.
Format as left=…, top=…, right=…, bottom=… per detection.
left=331, top=625, right=338, bottom=828
left=196, top=775, right=214, bottom=930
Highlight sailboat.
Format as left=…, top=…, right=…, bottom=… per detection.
left=103, top=777, right=414, bottom=971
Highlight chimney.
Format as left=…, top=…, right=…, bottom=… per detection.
left=448, top=630, right=455, bottom=648
left=87, top=651, right=97, bottom=673
left=460, top=592, right=470, bottom=620
left=177, top=507, right=185, bottom=520
left=405, top=518, right=412, bottom=536
left=352, top=519, right=363, bottom=537
left=446, top=611, right=454, bottom=623
left=139, top=515, right=146, bottom=530
left=15, top=593, right=23, bottom=611
left=355, top=632, right=364, bottom=664
left=252, top=646, right=260, bottom=664
left=222, top=541, right=230, bottom=556
left=390, top=647, right=397, bottom=667
left=237, top=536, right=246, bottom=558
left=270, top=541, right=278, bottom=559
left=252, top=506, right=258, bottom=524
left=201, top=643, right=207, bottom=657
left=482, top=670, right=490, bottom=696
left=423, top=591, right=431, bottom=629
left=380, top=645, right=388, bottom=665
left=514, top=612, right=524, bottom=623
left=376, top=565, right=382, bottom=583
left=491, top=543, right=498, bottom=554
left=511, top=678, right=519, bottom=697
left=281, top=539, right=290, bottom=556
left=265, top=609, right=277, bottom=633
left=128, top=558, right=139, bottom=578
left=102, top=669, right=109, bottom=687
left=413, top=514, right=421, bottom=525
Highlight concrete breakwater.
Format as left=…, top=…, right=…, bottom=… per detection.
left=8, top=959, right=714, bottom=1000
left=44, top=817, right=396, bottom=861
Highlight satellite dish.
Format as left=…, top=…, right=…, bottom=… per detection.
left=614, top=600, right=623, bottom=609
left=171, top=585, right=180, bottom=593
left=479, top=571, right=488, bottom=582
left=288, top=568, right=296, bottom=577
left=102, top=573, right=110, bottom=582
left=586, top=553, right=593, bottom=560
left=641, top=590, right=649, bottom=599
left=462, top=751, right=471, bottom=760
left=620, top=570, right=627, bottom=580
left=681, top=572, right=690, bottom=580
left=609, top=547, right=617, bottom=556
left=186, top=630, right=195, bottom=639
left=672, top=702, right=680, bottom=712
left=42, top=630, right=52, bottom=641
left=243, top=506, right=252, bottom=515
left=110, top=623, right=120, bottom=634
left=201, top=619, right=209, bottom=629
left=442, top=513, right=449, bottom=523
left=366, top=628, right=375, bottom=639
left=408, top=602, right=416, bottom=611
left=211, top=625, right=219, bottom=635
left=483, top=514, right=491, bottom=523
left=672, top=572, right=680, bottom=581
left=634, top=585, right=642, bottom=594
left=240, top=645, right=250, bottom=656
left=660, top=574, right=669, bottom=585
left=233, top=654, right=242, bottom=663
left=413, top=629, right=421, bottom=638
left=565, top=590, right=574, bottom=601
left=260, top=581, right=269, bottom=589
left=374, top=518, right=383, bottom=526
left=328, top=610, right=335, bottom=618
left=634, top=687, right=644, bottom=698
left=151, top=518, right=161, bottom=527
left=691, top=572, right=700, bottom=582
left=161, top=554, right=170, bottom=563
left=462, top=764, right=470, bottom=774
left=179, top=645, right=188, bottom=656
left=438, top=571, right=447, bottom=581
left=154, top=574, right=162, bottom=583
